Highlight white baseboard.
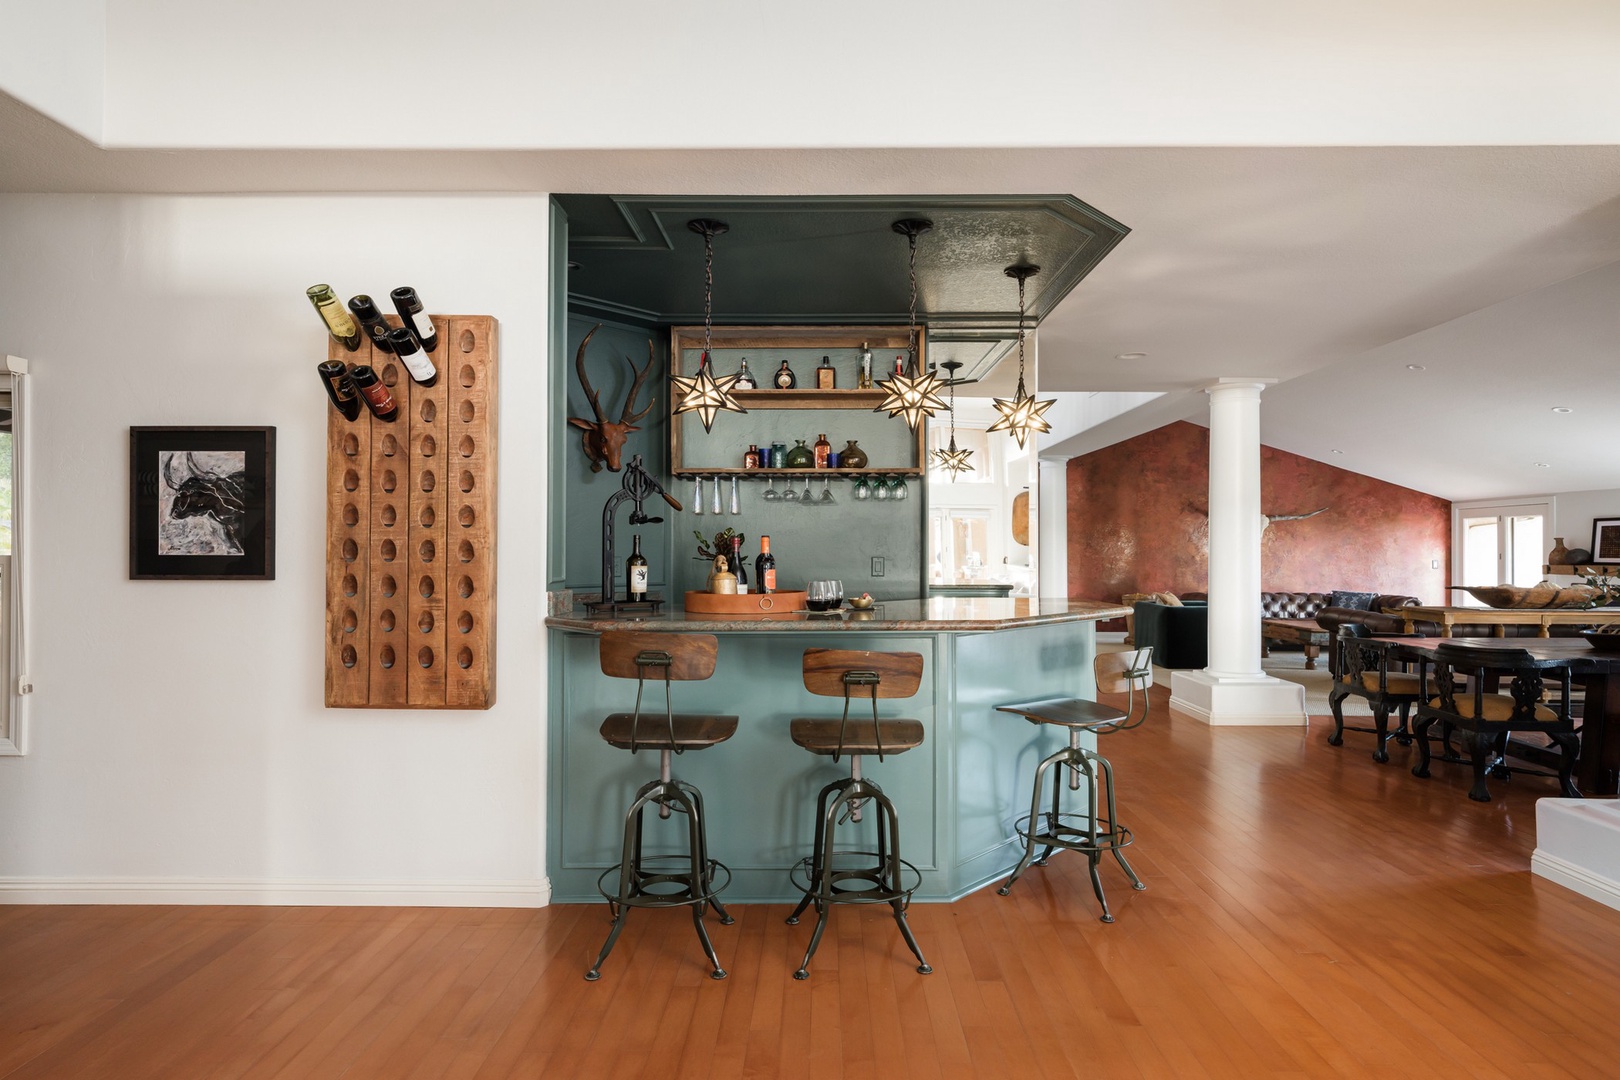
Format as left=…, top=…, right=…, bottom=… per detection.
left=0, top=876, right=553, bottom=907
left=1532, top=850, right=1620, bottom=912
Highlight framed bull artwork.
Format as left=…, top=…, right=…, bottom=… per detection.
left=129, top=426, right=276, bottom=580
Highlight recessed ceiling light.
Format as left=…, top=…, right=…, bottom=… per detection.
left=1331, top=449, right=1344, bottom=455
left=1406, top=364, right=1426, bottom=371
left=1115, top=352, right=1147, bottom=361
left=1535, top=462, right=1552, bottom=468
left=1552, top=406, right=1573, bottom=413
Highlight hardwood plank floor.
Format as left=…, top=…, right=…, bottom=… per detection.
left=3, top=682, right=1619, bottom=1079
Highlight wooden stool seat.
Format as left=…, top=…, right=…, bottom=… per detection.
left=600, top=713, right=738, bottom=752
left=789, top=717, right=923, bottom=756
left=996, top=697, right=1128, bottom=729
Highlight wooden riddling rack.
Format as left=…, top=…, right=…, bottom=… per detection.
left=325, top=315, right=498, bottom=709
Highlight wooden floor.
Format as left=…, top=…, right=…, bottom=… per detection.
left=4, top=682, right=1620, bottom=1079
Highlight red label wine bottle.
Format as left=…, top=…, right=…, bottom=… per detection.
left=755, top=535, right=776, bottom=594
left=317, top=360, right=362, bottom=421
left=346, top=294, right=396, bottom=354
left=390, top=286, right=439, bottom=352
left=386, top=327, right=439, bottom=387
left=349, top=364, right=399, bottom=421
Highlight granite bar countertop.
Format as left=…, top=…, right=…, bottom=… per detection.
left=544, top=596, right=1131, bottom=634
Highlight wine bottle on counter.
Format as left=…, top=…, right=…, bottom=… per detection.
left=306, top=284, right=362, bottom=351
left=857, top=342, right=874, bottom=389
left=730, top=536, right=749, bottom=594
left=346, top=294, right=396, bottom=353
left=386, top=326, right=439, bottom=387
left=755, top=535, right=777, bottom=594
left=389, top=286, right=439, bottom=352
left=816, top=355, right=836, bottom=389
left=774, top=359, right=797, bottom=389
left=627, top=534, right=649, bottom=601
left=317, top=360, right=362, bottom=421
left=349, top=364, right=399, bottom=421
left=734, top=358, right=757, bottom=389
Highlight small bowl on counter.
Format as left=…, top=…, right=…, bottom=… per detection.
left=848, top=594, right=876, bottom=610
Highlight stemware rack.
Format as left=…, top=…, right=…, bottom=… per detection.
left=324, top=315, right=499, bottom=709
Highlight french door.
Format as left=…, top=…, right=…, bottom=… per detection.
left=1455, top=502, right=1549, bottom=606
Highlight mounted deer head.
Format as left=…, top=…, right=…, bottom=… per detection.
left=567, top=324, right=657, bottom=473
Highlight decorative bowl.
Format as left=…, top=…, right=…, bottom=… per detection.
left=1583, top=630, right=1620, bottom=652
left=1452, top=584, right=1603, bottom=609
left=848, top=595, right=876, bottom=610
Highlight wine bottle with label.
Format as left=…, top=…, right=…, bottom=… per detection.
left=346, top=294, right=396, bottom=354
left=730, top=536, right=749, bottom=594
left=857, top=342, right=874, bottom=389
left=317, top=360, right=362, bottom=421
left=774, top=359, right=797, bottom=389
left=389, top=286, right=439, bottom=352
left=349, top=364, right=399, bottom=422
left=816, top=355, right=836, bottom=389
left=307, top=284, right=361, bottom=351
left=627, top=534, right=649, bottom=601
left=386, top=327, right=439, bottom=387
left=734, top=358, right=757, bottom=389
left=755, top=535, right=777, bottom=594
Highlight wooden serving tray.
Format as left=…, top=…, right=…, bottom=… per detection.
left=684, top=590, right=807, bottom=615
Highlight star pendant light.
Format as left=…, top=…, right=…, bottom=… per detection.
left=985, top=264, right=1055, bottom=450
left=874, top=218, right=947, bottom=430
left=670, top=218, right=748, bottom=433
left=931, top=360, right=975, bottom=480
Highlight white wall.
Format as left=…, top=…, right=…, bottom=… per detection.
left=0, top=194, right=552, bottom=904
left=0, top=0, right=105, bottom=140
left=100, top=0, right=1620, bottom=149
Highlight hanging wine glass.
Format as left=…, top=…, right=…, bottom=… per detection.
left=783, top=479, right=800, bottom=502
left=710, top=475, right=723, bottom=515
left=761, top=477, right=780, bottom=502
left=853, top=477, right=871, bottom=501
left=692, top=475, right=705, bottom=515
left=729, top=476, right=741, bottom=515
left=819, top=477, right=836, bottom=505
left=874, top=476, right=891, bottom=501
left=799, top=478, right=814, bottom=504
left=892, top=477, right=908, bottom=501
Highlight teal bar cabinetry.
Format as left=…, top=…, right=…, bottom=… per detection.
left=544, top=598, right=1130, bottom=903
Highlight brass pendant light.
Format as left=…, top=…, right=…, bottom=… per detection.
left=931, top=360, right=975, bottom=480
left=670, top=218, right=748, bottom=433
left=985, top=264, right=1055, bottom=450
left=874, top=218, right=948, bottom=430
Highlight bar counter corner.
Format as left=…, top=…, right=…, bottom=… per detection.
left=544, top=597, right=1131, bottom=903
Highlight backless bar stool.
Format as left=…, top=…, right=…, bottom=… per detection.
left=586, top=631, right=738, bottom=982
left=785, top=648, right=932, bottom=980
left=994, top=647, right=1153, bottom=922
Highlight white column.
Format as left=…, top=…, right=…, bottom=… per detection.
left=1038, top=458, right=1069, bottom=598
left=1170, top=379, right=1306, bottom=726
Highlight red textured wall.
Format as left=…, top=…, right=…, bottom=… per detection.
left=1067, top=422, right=1451, bottom=622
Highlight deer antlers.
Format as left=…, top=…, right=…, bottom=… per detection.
left=569, top=324, right=658, bottom=473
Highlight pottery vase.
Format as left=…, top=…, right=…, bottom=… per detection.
left=840, top=440, right=869, bottom=469
left=1548, top=537, right=1571, bottom=566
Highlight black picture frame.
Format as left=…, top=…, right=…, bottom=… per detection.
left=129, top=426, right=276, bottom=580
left=1592, top=517, right=1620, bottom=566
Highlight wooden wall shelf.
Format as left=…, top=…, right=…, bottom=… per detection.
left=671, top=467, right=923, bottom=479
left=1546, top=564, right=1617, bottom=575
left=325, top=315, right=498, bottom=710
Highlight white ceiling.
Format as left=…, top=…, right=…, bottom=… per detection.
left=4, top=90, right=1620, bottom=502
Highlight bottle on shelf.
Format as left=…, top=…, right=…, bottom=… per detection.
left=386, top=326, right=439, bottom=387
left=841, top=440, right=869, bottom=469
left=349, top=364, right=399, bottom=421
left=755, top=535, right=777, bottom=594
left=346, top=294, right=396, bottom=354
left=893, top=354, right=906, bottom=377
left=627, top=533, right=649, bottom=601
left=734, top=358, right=757, bottom=389
left=774, top=359, right=797, bottom=389
left=813, top=433, right=831, bottom=468
left=389, top=286, right=439, bottom=352
left=743, top=444, right=761, bottom=469
left=786, top=439, right=814, bottom=468
left=307, top=284, right=362, bottom=351
left=857, top=342, right=874, bottom=389
left=730, top=536, right=750, bottom=594
left=816, top=355, right=836, bottom=389
left=317, top=360, right=362, bottom=421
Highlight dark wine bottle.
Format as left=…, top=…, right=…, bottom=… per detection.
left=389, top=286, right=439, bottom=352
left=774, top=359, right=797, bottom=389
left=349, top=364, right=399, bottom=422
left=755, top=534, right=777, bottom=594
left=346, top=294, right=396, bottom=354
left=317, top=360, right=362, bottom=421
left=730, top=536, right=749, bottom=594
left=386, top=326, right=439, bottom=387
left=627, top=533, right=649, bottom=601
left=306, top=284, right=361, bottom=351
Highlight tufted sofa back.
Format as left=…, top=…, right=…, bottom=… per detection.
left=1261, top=592, right=1332, bottom=619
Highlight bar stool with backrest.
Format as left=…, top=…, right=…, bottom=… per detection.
left=585, top=631, right=738, bottom=982
left=994, top=648, right=1153, bottom=923
left=784, top=648, right=931, bottom=980
left=1327, top=624, right=1425, bottom=762
left=1414, top=641, right=1582, bottom=803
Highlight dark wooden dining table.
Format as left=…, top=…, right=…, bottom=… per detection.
left=1373, top=636, right=1620, bottom=795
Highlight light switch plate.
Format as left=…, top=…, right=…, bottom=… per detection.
left=871, top=556, right=885, bottom=576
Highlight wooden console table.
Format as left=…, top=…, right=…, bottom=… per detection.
left=1396, top=605, right=1620, bottom=637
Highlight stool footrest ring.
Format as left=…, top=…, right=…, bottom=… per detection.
left=595, top=855, right=732, bottom=910
left=788, top=849, right=922, bottom=906
left=1011, top=812, right=1134, bottom=856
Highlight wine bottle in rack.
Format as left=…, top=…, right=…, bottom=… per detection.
left=755, top=535, right=777, bottom=594
left=317, top=360, right=362, bottom=421
left=386, top=326, right=440, bottom=387
left=627, top=534, right=649, bottom=601
left=306, top=284, right=361, bottom=351
left=346, top=295, right=396, bottom=353
left=349, top=364, right=399, bottom=421
left=389, top=286, right=440, bottom=352
left=730, top=536, right=749, bottom=594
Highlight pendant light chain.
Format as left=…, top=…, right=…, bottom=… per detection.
left=907, top=229, right=920, bottom=377
left=1015, top=270, right=1027, bottom=395
left=702, top=226, right=715, bottom=366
